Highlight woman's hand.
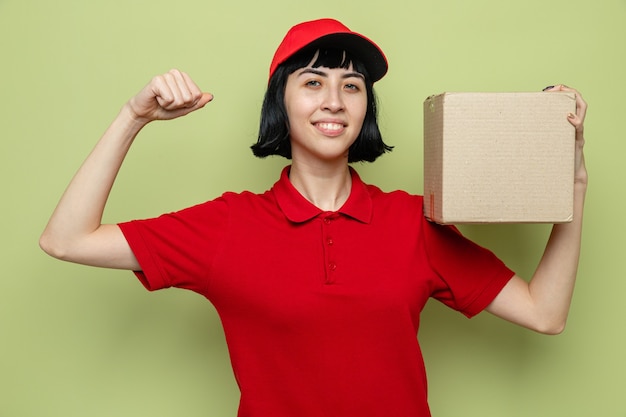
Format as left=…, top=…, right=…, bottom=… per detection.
left=126, top=69, right=214, bottom=124
left=544, top=85, right=588, bottom=186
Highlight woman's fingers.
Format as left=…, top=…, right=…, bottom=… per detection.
left=154, top=69, right=201, bottom=110
left=544, top=84, right=587, bottom=130
left=544, top=84, right=588, bottom=184
left=138, top=69, right=213, bottom=121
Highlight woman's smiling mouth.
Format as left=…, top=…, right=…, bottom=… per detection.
left=315, top=122, right=346, bottom=135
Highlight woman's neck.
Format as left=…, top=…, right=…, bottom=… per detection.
left=288, top=160, right=352, bottom=212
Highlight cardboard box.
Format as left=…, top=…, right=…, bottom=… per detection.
left=423, top=92, right=576, bottom=224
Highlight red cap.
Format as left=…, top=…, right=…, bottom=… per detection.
left=269, top=18, right=388, bottom=83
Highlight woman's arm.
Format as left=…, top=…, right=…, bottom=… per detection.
left=39, top=69, right=213, bottom=270
left=486, top=85, right=588, bottom=334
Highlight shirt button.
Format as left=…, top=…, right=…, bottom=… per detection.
left=327, top=238, right=334, bottom=246
left=328, top=262, right=337, bottom=271
left=324, top=218, right=331, bottom=224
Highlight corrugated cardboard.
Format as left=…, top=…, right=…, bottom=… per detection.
left=423, top=92, right=576, bottom=224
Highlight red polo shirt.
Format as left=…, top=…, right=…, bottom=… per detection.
left=118, top=166, right=514, bottom=417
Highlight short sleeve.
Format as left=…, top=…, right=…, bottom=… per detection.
left=422, top=218, right=515, bottom=318
left=118, top=197, right=230, bottom=295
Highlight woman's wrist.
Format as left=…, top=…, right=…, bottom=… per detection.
left=119, top=102, right=152, bottom=131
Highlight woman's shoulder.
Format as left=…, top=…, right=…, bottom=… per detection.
left=366, top=183, right=424, bottom=204
left=220, top=188, right=275, bottom=203
left=363, top=183, right=426, bottom=223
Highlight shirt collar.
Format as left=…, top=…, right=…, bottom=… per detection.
left=272, top=165, right=373, bottom=224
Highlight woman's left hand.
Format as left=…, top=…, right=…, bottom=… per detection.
left=545, top=85, right=588, bottom=186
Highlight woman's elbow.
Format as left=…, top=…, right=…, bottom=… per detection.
left=533, top=319, right=567, bottom=335
left=39, top=230, right=70, bottom=261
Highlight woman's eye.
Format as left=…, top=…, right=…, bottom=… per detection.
left=345, top=83, right=360, bottom=91
left=306, top=80, right=321, bottom=87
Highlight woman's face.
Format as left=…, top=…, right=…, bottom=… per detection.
left=283, top=58, right=367, bottom=166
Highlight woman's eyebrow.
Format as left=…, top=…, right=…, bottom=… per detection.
left=298, top=68, right=327, bottom=77
left=343, top=71, right=365, bottom=80
left=297, top=68, right=365, bottom=80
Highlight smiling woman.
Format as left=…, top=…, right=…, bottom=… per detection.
left=38, top=17, right=588, bottom=417
left=285, top=65, right=368, bottom=210
left=252, top=45, right=393, bottom=163
left=285, top=63, right=367, bottom=165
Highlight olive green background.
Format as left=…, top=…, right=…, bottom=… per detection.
left=2, top=0, right=624, bottom=416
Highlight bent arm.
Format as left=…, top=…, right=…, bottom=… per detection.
left=486, top=181, right=586, bottom=334
left=39, top=69, right=213, bottom=270
left=486, top=85, right=588, bottom=334
left=39, top=107, right=146, bottom=269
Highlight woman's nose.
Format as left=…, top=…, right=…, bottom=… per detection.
left=321, top=86, right=344, bottom=112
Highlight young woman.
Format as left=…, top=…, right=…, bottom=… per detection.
left=40, top=18, right=588, bottom=417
